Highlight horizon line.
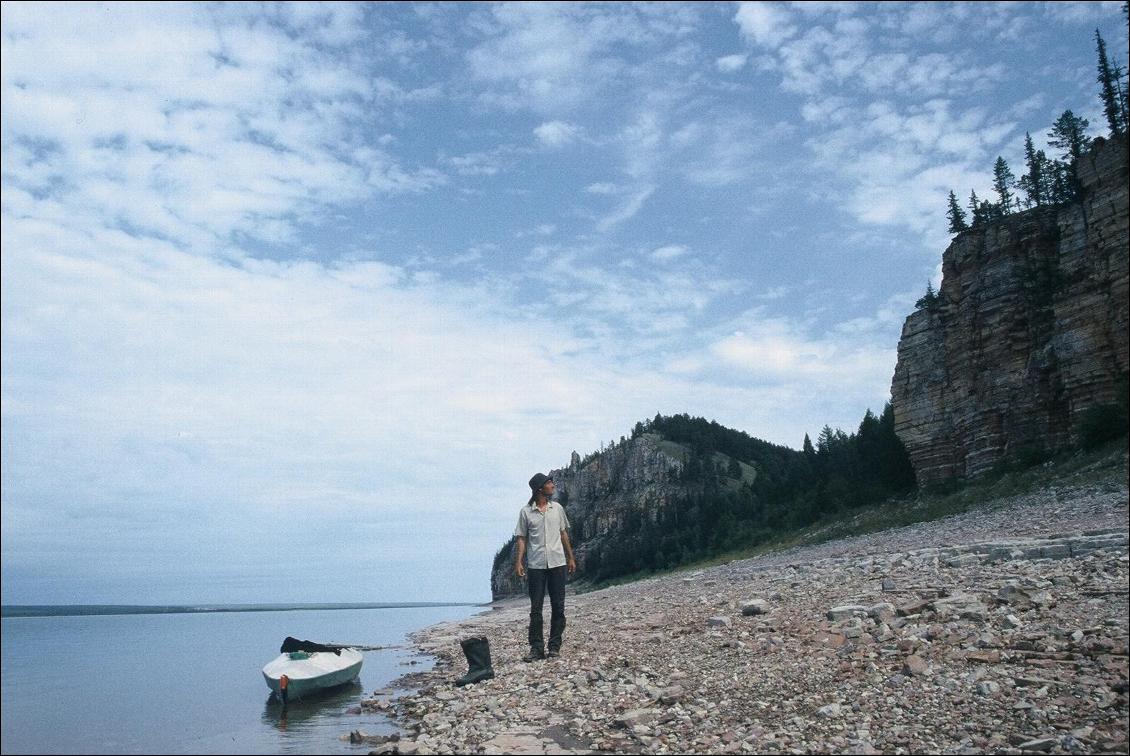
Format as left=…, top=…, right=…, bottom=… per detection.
left=1, top=601, right=486, bottom=618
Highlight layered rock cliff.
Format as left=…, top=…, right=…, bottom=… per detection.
left=891, top=134, right=1129, bottom=486
left=490, top=432, right=688, bottom=599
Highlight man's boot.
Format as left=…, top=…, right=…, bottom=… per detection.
left=454, top=636, right=495, bottom=686
left=523, top=646, right=546, bottom=662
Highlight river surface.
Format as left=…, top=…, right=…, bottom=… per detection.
left=0, top=604, right=482, bottom=754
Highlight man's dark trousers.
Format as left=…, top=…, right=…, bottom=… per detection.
left=527, top=565, right=566, bottom=652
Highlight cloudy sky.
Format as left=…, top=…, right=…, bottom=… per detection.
left=2, top=2, right=1126, bottom=605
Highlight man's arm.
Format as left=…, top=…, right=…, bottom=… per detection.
left=515, top=536, right=527, bottom=577
left=561, top=530, right=576, bottom=574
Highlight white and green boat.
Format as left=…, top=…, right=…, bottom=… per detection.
left=262, top=644, right=363, bottom=701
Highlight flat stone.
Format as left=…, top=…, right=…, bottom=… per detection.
left=976, top=681, right=1000, bottom=696
left=931, top=594, right=989, bottom=621
left=897, top=598, right=933, bottom=616
left=902, top=655, right=930, bottom=677
left=997, top=584, right=1033, bottom=606
left=614, top=709, right=658, bottom=728
left=816, top=703, right=842, bottom=718
left=867, top=602, right=896, bottom=620
left=707, top=616, right=731, bottom=628
left=816, top=630, right=847, bottom=648
left=827, top=605, right=868, bottom=621
left=740, top=599, right=769, bottom=616
left=480, top=732, right=550, bottom=755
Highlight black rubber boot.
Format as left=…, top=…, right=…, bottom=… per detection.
left=454, top=636, right=495, bottom=686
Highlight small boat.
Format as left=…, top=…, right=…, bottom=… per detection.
left=262, top=638, right=363, bottom=701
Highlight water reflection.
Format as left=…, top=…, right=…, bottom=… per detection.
left=261, top=680, right=364, bottom=734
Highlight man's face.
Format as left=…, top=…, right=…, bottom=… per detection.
left=543, top=480, right=555, bottom=497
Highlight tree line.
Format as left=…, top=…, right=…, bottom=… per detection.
left=498, top=406, right=916, bottom=585
left=944, top=25, right=1128, bottom=237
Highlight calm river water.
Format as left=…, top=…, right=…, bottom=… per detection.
left=1, top=604, right=482, bottom=754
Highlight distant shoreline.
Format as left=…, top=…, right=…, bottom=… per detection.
left=0, top=601, right=485, bottom=618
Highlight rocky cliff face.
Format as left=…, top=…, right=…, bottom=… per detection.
left=490, top=433, right=687, bottom=599
left=891, top=134, right=1129, bottom=486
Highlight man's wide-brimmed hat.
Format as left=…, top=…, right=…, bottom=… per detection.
left=528, top=472, right=553, bottom=492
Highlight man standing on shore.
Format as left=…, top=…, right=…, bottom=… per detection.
left=514, top=472, right=576, bottom=661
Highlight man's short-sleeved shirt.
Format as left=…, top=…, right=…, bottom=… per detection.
left=514, top=500, right=571, bottom=569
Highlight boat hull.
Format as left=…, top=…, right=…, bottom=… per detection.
left=262, top=648, right=363, bottom=699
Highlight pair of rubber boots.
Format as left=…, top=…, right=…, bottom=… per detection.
left=454, top=636, right=494, bottom=687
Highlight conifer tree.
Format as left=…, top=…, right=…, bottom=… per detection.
left=915, top=281, right=938, bottom=310
left=1020, top=133, right=1043, bottom=207
left=1037, top=149, right=1054, bottom=203
left=1050, top=159, right=1071, bottom=204
left=816, top=425, right=836, bottom=454
left=968, top=189, right=985, bottom=227
left=1048, top=110, right=1092, bottom=163
left=1095, top=29, right=1128, bottom=136
left=946, top=190, right=968, bottom=233
left=992, top=156, right=1017, bottom=216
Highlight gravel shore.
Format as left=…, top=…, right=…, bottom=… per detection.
left=363, top=475, right=1129, bottom=755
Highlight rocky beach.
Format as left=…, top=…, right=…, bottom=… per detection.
left=360, top=468, right=1129, bottom=755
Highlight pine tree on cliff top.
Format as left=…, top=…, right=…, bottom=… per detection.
left=968, top=189, right=985, bottom=226
left=946, top=190, right=968, bottom=233
left=1049, top=110, right=1092, bottom=163
left=1095, top=29, right=1128, bottom=136
left=1020, top=133, right=1046, bottom=207
left=992, top=156, right=1018, bottom=216
left=915, top=281, right=939, bottom=310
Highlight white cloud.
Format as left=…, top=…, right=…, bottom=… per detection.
left=534, top=120, right=582, bottom=147
left=1044, top=1, right=1125, bottom=24
left=0, top=3, right=443, bottom=252
left=597, top=186, right=655, bottom=231
left=706, top=316, right=895, bottom=397
left=734, top=2, right=797, bottom=49
left=441, top=145, right=527, bottom=176
left=715, top=53, right=749, bottom=72
left=464, top=3, right=696, bottom=113
left=514, top=223, right=557, bottom=238
left=680, top=116, right=776, bottom=187
left=758, top=285, right=790, bottom=300
left=729, top=4, right=1032, bottom=251
left=650, top=244, right=689, bottom=261
left=585, top=181, right=620, bottom=194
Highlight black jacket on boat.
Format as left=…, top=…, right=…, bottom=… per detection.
left=280, top=636, right=342, bottom=655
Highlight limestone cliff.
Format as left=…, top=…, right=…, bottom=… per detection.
left=490, top=432, right=687, bottom=599
left=891, top=134, right=1129, bottom=486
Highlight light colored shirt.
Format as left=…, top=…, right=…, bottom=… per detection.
left=514, top=499, right=571, bottom=569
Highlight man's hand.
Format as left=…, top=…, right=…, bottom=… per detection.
left=516, top=562, right=526, bottom=578
left=561, top=530, right=576, bottom=575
